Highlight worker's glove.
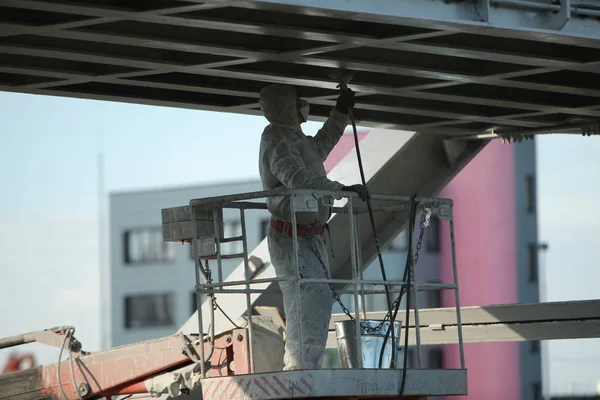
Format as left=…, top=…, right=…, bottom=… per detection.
left=335, top=88, right=355, bottom=114
left=342, top=184, right=369, bottom=201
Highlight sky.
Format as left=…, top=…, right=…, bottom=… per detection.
left=0, top=91, right=599, bottom=396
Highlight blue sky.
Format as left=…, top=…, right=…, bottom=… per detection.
left=0, top=91, right=598, bottom=395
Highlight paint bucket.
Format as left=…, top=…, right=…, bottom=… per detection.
left=334, top=320, right=402, bottom=369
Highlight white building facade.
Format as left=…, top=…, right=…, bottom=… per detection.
left=105, top=180, right=268, bottom=347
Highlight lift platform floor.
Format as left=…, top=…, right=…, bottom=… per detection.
left=197, top=368, right=467, bottom=399
left=1, top=0, right=600, bottom=137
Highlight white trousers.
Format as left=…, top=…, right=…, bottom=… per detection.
left=267, top=226, right=334, bottom=370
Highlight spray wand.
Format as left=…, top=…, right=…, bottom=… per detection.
left=332, top=74, right=397, bottom=367
left=331, top=72, right=412, bottom=399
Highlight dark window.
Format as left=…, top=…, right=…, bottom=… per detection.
left=428, top=347, right=444, bottom=369
left=528, top=244, right=538, bottom=283
left=531, top=381, right=542, bottom=400
left=123, top=227, right=175, bottom=265
left=529, top=340, right=540, bottom=354
left=260, top=218, right=270, bottom=240
left=426, top=215, right=440, bottom=253
left=526, top=174, right=536, bottom=213
left=191, top=291, right=197, bottom=314
left=124, top=293, right=174, bottom=329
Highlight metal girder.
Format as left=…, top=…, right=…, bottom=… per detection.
left=1, top=0, right=600, bottom=135
left=240, top=0, right=600, bottom=43
left=4, top=0, right=599, bottom=74
left=325, top=299, right=600, bottom=347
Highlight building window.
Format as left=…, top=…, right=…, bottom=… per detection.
left=191, top=291, right=197, bottom=314
left=526, top=174, right=536, bottom=214
left=388, top=229, right=408, bottom=252
left=531, top=381, right=542, bottom=400
left=528, top=244, right=538, bottom=283
left=260, top=218, right=270, bottom=240
left=529, top=340, right=540, bottom=354
left=428, top=347, right=444, bottom=369
left=124, top=293, right=174, bottom=329
left=426, top=215, right=440, bottom=253
left=123, top=227, right=175, bottom=265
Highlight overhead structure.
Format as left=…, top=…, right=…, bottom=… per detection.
left=1, top=0, right=600, bottom=139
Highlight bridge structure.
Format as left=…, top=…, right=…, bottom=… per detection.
left=1, top=1, right=600, bottom=399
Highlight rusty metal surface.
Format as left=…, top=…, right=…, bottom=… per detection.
left=28, top=332, right=238, bottom=400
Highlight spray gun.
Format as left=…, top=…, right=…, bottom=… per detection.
left=328, top=70, right=355, bottom=92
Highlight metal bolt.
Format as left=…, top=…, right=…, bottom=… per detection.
left=236, top=334, right=244, bottom=342
left=78, top=382, right=90, bottom=396
left=70, top=339, right=82, bottom=353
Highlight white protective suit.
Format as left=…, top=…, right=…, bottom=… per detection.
left=258, top=84, right=349, bottom=370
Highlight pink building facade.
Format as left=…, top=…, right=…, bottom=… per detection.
left=439, top=139, right=541, bottom=400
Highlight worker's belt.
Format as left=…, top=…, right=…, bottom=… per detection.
left=270, top=217, right=328, bottom=238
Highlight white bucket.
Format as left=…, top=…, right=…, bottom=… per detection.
left=334, top=319, right=402, bottom=369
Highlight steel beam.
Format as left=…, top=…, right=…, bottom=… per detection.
left=4, top=0, right=598, bottom=74
left=325, top=299, right=600, bottom=347
left=241, top=0, right=600, bottom=46
left=4, top=19, right=600, bottom=97
left=3, top=55, right=600, bottom=130
left=326, top=320, right=600, bottom=347
left=1, top=1, right=600, bottom=135
left=0, top=59, right=550, bottom=129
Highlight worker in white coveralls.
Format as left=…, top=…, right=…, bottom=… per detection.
left=258, top=84, right=368, bottom=370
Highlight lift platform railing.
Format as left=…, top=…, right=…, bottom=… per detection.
left=186, top=189, right=465, bottom=377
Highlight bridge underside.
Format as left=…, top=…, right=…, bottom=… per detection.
left=2, top=0, right=600, bottom=138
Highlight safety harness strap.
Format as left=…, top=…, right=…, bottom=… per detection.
left=270, top=217, right=328, bottom=237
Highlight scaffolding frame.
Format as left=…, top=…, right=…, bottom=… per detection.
left=189, top=189, right=465, bottom=378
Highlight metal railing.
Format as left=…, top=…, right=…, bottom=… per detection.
left=188, top=188, right=465, bottom=377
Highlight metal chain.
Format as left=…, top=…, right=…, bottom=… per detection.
left=198, top=254, right=243, bottom=328
left=321, top=208, right=432, bottom=332
left=198, top=257, right=218, bottom=311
